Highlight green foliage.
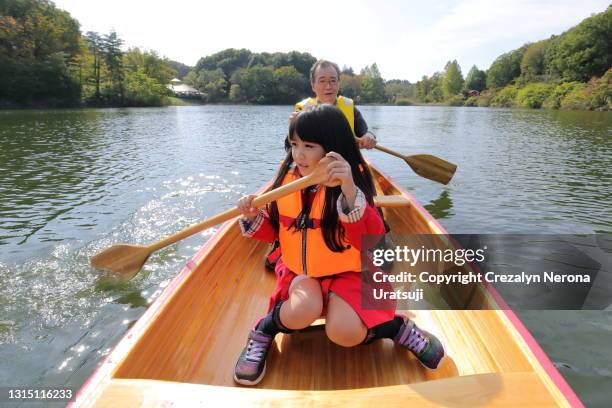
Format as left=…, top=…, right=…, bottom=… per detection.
left=585, top=68, right=612, bottom=110
left=169, top=60, right=192, bottom=79
left=123, top=48, right=174, bottom=85
left=341, top=65, right=354, bottom=75
left=385, top=80, right=414, bottom=103
left=195, top=48, right=253, bottom=80
left=559, top=83, right=589, bottom=110
left=273, top=66, right=307, bottom=104
left=0, top=0, right=82, bottom=106
left=416, top=73, right=444, bottom=102
left=447, top=95, right=465, bottom=106
left=464, top=65, right=486, bottom=91
left=490, top=86, right=518, bottom=107
left=544, top=7, right=612, bottom=82
left=193, top=68, right=227, bottom=102
left=123, top=69, right=167, bottom=106
left=360, top=63, right=385, bottom=102
left=186, top=49, right=320, bottom=104
left=236, top=65, right=276, bottom=104
left=464, top=96, right=478, bottom=107
left=394, top=97, right=412, bottom=106
left=487, top=48, right=524, bottom=88
left=542, top=82, right=582, bottom=109
left=520, top=40, right=549, bottom=83
left=228, top=83, right=245, bottom=103
left=102, top=30, right=124, bottom=101
left=340, top=74, right=361, bottom=99
left=516, top=83, right=553, bottom=108
left=442, top=60, right=463, bottom=97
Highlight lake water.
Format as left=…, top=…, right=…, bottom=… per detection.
left=0, top=106, right=610, bottom=406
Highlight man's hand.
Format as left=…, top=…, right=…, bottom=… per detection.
left=357, top=132, right=377, bottom=149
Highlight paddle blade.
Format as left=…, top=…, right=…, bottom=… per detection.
left=90, top=244, right=151, bottom=279
left=404, top=154, right=457, bottom=185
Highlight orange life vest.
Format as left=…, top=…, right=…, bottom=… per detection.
left=277, top=171, right=362, bottom=277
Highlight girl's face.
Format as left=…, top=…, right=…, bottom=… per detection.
left=290, top=134, right=325, bottom=176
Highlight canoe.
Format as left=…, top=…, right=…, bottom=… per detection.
left=73, top=161, right=583, bottom=407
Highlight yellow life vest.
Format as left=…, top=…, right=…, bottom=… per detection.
left=294, top=96, right=355, bottom=134
left=277, top=171, right=362, bottom=277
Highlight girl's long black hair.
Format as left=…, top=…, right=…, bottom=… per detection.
left=268, top=104, right=377, bottom=252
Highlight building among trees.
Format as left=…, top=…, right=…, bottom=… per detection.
left=167, top=78, right=202, bottom=99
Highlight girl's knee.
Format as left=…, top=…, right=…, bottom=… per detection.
left=281, top=278, right=323, bottom=329
left=325, top=294, right=367, bottom=347
left=326, top=321, right=366, bottom=347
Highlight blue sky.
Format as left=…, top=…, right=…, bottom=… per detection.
left=53, top=0, right=610, bottom=82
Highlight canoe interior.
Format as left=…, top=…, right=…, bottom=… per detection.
left=82, top=165, right=572, bottom=406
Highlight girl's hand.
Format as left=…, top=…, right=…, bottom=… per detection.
left=237, top=194, right=259, bottom=220
left=325, top=152, right=357, bottom=207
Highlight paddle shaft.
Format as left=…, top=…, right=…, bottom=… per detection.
left=147, top=166, right=328, bottom=253
left=372, top=144, right=405, bottom=160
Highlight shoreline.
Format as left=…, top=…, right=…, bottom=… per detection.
left=2, top=101, right=608, bottom=112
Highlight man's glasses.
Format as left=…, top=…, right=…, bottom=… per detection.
left=316, top=79, right=339, bottom=86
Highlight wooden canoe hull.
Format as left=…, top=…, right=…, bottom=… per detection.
left=73, top=162, right=582, bottom=407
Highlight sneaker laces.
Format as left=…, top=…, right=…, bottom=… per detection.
left=401, top=325, right=428, bottom=354
left=245, top=337, right=269, bottom=363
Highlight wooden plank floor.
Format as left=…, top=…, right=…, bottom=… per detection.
left=112, top=223, right=534, bottom=389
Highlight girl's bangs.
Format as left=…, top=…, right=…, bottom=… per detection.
left=291, top=112, right=326, bottom=145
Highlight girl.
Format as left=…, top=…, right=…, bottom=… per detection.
left=234, top=105, right=444, bottom=386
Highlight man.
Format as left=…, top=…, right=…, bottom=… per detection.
left=293, top=60, right=377, bottom=149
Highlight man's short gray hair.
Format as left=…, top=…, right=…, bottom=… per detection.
left=310, top=60, right=341, bottom=83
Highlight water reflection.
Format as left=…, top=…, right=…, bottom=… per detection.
left=424, top=190, right=454, bottom=219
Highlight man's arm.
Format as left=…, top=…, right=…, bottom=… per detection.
left=354, top=107, right=377, bottom=149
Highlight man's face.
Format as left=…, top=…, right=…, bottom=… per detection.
left=311, top=65, right=339, bottom=104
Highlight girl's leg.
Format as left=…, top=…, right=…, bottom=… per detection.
left=280, top=276, right=323, bottom=330
left=325, top=293, right=367, bottom=347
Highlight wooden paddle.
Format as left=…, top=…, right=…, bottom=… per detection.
left=364, top=140, right=456, bottom=185
left=90, top=157, right=338, bottom=280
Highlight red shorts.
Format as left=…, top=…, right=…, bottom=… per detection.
left=268, top=258, right=396, bottom=329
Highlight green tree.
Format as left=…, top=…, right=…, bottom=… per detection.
left=384, top=79, right=414, bottom=103
left=122, top=47, right=174, bottom=106
left=237, top=65, right=276, bottom=104
left=341, top=65, right=354, bottom=75
left=85, top=31, right=103, bottom=99
left=0, top=0, right=82, bottom=106
left=194, top=68, right=227, bottom=102
left=487, top=48, right=524, bottom=88
left=442, top=60, right=463, bottom=97
left=464, top=65, right=486, bottom=91
left=124, top=69, right=167, bottom=106
left=416, top=73, right=444, bottom=102
left=360, top=63, right=385, bottom=103
left=544, top=6, right=612, bottom=82
left=195, top=48, right=253, bottom=80
left=340, top=74, right=362, bottom=99
left=273, top=65, right=307, bottom=104
left=168, top=60, right=192, bottom=79
left=520, top=41, right=549, bottom=83
left=102, top=30, right=124, bottom=102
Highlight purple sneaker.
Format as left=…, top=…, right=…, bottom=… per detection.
left=394, top=320, right=445, bottom=369
left=234, top=329, right=274, bottom=385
